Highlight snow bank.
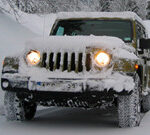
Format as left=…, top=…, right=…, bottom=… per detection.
left=17, top=13, right=56, bottom=36
left=0, top=106, right=4, bottom=115
left=0, top=13, right=37, bottom=108
left=0, top=0, right=56, bottom=36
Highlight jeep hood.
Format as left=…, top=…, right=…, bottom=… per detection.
left=25, top=36, right=138, bottom=60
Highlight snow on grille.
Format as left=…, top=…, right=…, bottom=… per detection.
left=41, top=52, right=92, bottom=72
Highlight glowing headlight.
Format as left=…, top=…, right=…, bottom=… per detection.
left=26, top=50, right=40, bottom=65
left=94, top=51, right=111, bottom=67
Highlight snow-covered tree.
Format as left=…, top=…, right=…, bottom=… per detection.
left=147, top=1, right=150, bottom=19
left=0, top=0, right=148, bottom=20
left=79, top=0, right=110, bottom=12
left=0, top=0, right=20, bottom=20
left=136, top=0, right=148, bottom=19
left=110, top=0, right=147, bottom=19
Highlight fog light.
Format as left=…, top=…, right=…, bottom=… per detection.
left=2, top=81, right=9, bottom=88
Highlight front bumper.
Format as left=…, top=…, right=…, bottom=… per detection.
left=1, top=73, right=134, bottom=108
left=1, top=73, right=134, bottom=95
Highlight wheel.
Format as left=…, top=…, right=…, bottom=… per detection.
left=4, top=91, right=37, bottom=121
left=118, top=74, right=141, bottom=127
left=142, top=94, right=150, bottom=113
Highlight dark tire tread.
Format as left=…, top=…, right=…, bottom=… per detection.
left=4, top=91, right=36, bottom=121
left=118, top=75, right=141, bottom=127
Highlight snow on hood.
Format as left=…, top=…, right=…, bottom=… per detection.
left=25, top=35, right=138, bottom=60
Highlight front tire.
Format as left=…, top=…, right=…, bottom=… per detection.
left=118, top=75, right=141, bottom=127
left=4, top=91, right=37, bottom=121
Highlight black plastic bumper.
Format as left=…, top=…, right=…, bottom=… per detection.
left=1, top=76, right=132, bottom=108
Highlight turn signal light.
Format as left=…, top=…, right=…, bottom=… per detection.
left=135, top=64, right=139, bottom=70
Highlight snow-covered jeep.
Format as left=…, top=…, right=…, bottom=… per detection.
left=2, top=12, right=150, bottom=127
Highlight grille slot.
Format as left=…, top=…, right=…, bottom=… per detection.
left=78, top=53, right=83, bottom=72
left=63, top=53, right=68, bottom=71
left=86, top=53, right=92, bottom=71
left=56, top=52, right=61, bottom=69
left=42, top=52, right=92, bottom=72
left=49, top=53, right=54, bottom=71
left=42, top=53, right=47, bottom=67
left=71, top=53, right=75, bottom=71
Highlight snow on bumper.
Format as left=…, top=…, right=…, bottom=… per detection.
left=1, top=73, right=135, bottom=93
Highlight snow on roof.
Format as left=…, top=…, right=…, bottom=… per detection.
left=56, top=11, right=143, bottom=24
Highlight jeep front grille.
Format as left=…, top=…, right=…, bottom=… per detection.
left=41, top=52, right=92, bottom=72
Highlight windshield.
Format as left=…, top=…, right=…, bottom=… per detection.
left=51, top=19, right=133, bottom=42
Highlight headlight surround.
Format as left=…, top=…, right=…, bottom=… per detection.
left=94, top=51, right=111, bottom=67
left=26, top=50, right=41, bottom=65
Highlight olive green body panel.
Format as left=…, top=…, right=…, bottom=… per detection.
left=2, top=57, right=19, bottom=73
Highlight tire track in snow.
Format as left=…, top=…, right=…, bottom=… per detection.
left=35, top=107, right=64, bottom=118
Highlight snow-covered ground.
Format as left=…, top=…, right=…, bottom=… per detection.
left=1, top=107, right=150, bottom=135
left=1, top=11, right=150, bottom=134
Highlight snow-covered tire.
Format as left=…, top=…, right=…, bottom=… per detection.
left=4, top=91, right=37, bottom=121
left=118, top=75, right=141, bottom=128
left=142, top=94, right=150, bottom=113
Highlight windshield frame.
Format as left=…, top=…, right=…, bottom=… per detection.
left=50, top=18, right=133, bottom=43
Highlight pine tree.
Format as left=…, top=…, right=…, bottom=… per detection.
left=146, top=1, right=150, bottom=19
left=109, top=0, right=147, bottom=19
left=0, top=0, right=148, bottom=20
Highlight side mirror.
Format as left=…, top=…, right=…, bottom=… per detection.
left=139, top=38, right=150, bottom=49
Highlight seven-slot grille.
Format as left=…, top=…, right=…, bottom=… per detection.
left=41, top=52, right=92, bottom=72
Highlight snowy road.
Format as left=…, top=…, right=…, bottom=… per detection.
left=0, top=107, right=150, bottom=135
